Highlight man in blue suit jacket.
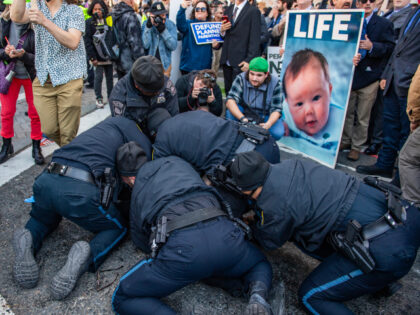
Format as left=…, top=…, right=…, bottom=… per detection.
left=357, top=6, right=420, bottom=177
left=341, top=0, right=395, bottom=161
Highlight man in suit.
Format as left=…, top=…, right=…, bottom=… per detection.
left=220, top=0, right=261, bottom=93
left=341, top=0, right=395, bottom=161
left=384, top=0, right=413, bottom=39
left=357, top=6, right=420, bottom=177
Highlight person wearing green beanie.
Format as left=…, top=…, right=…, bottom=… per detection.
left=226, top=56, right=287, bottom=140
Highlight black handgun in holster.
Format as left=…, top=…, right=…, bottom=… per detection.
left=237, top=122, right=270, bottom=145
left=150, top=216, right=168, bottom=258
left=329, top=220, right=375, bottom=274
left=100, top=167, right=116, bottom=210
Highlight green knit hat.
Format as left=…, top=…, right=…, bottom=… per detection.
left=249, top=57, right=268, bottom=73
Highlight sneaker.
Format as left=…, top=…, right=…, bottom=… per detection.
left=13, top=229, right=39, bottom=289
left=96, top=99, right=104, bottom=109
left=50, top=241, right=91, bottom=300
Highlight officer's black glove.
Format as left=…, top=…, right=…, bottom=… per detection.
left=146, top=17, right=153, bottom=28
left=156, top=22, right=166, bottom=33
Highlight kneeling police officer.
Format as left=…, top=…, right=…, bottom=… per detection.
left=109, top=55, right=179, bottom=136
left=112, top=151, right=274, bottom=315
left=226, top=151, right=420, bottom=314
left=152, top=109, right=280, bottom=172
left=12, top=117, right=152, bottom=300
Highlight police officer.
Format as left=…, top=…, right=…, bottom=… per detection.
left=152, top=109, right=280, bottom=173
left=227, top=151, right=420, bottom=314
left=109, top=55, right=179, bottom=136
left=12, top=117, right=152, bottom=300
left=112, top=152, right=274, bottom=315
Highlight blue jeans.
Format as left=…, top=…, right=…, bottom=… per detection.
left=226, top=106, right=285, bottom=140
left=25, top=172, right=127, bottom=271
left=112, top=217, right=272, bottom=315
left=376, top=84, right=410, bottom=170
left=299, top=185, right=420, bottom=314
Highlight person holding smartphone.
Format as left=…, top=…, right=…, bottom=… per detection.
left=10, top=0, right=87, bottom=147
left=176, top=0, right=218, bottom=74
left=0, top=3, right=44, bottom=165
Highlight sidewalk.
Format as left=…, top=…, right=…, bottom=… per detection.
left=0, top=84, right=102, bottom=154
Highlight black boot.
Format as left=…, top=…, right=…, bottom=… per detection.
left=0, top=137, right=14, bottom=164
left=32, top=139, right=45, bottom=165
left=244, top=281, right=273, bottom=315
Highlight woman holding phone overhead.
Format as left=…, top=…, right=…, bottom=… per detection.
left=176, top=0, right=218, bottom=74
left=0, top=2, right=44, bottom=165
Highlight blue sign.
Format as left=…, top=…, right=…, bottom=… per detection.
left=191, top=22, right=224, bottom=45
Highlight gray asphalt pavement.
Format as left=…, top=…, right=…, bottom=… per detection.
left=0, top=148, right=419, bottom=315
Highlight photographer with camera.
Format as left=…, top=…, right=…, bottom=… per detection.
left=175, top=69, right=223, bottom=116
left=142, top=2, right=177, bottom=77
left=84, top=0, right=113, bottom=109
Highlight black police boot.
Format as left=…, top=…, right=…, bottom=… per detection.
left=0, top=137, right=13, bottom=164
left=32, top=139, right=45, bottom=165
left=244, top=281, right=273, bottom=315
left=50, top=241, right=91, bottom=300
left=13, top=228, right=39, bottom=289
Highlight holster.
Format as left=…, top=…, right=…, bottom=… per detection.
left=329, top=220, right=376, bottom=274
left=100, top=167, right=116, bottom=210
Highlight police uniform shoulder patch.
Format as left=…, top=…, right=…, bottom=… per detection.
left=166, top=79, right=177, bottom=96
left=112, top=100, right=126, bottom=116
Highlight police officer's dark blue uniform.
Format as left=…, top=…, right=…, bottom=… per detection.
left=153, top=110, right=280, bottom=172
left=13, top=117, right=152, bottom=299
left=228, top=151, right=420, bottom=315
left=112, top=156, right=273, bottom=315
left=109, top=56, right=179, bottom=132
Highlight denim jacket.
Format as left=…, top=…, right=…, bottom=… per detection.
left=141, top=19, right=177, bottom=71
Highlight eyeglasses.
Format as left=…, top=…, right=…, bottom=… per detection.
left=360, top=0, right=375, bottom=4
left=195, top=7, right=207, bottom=12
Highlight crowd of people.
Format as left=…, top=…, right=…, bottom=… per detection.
left=0, top=0, right=419, bottom=314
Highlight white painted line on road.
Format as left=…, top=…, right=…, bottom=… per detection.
left=0, top=106, right=110, bottom=187
left=0, top=294, right=14, bottom=314
left=18, top=92, right=25, bottom=102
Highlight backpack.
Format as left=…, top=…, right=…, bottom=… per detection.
left=92, top=17, right=120, bottom=61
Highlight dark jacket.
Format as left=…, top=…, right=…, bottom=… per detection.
left=130, top=156, right=221, bottom=252
left=153, top=110, right=241, bottom=173
left=52, top=116, right=152, bottom=181
left=176, top=7, right=212, bottom=72
left=109, top=73, right=179, bottom=127
left=252, top=159, right=360, bottom=252
left=0, top=19, right=36, bottom=81
left=84, top=17, right=110, bottom=62
left=111, top=2, right=144, bottom=73
left=383, top=5, right=413, bottom=40
left=352, top=14, right=395, bottom=91
left=175, top=72, right=223, bottom=116
left=220, top=2, right=261, bottom=69
left=382, top=7, right=420, bottom=98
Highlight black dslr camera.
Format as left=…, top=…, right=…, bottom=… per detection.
left=197, top=87, right=211, bottom=106
left=153, top=15, right=164, bottom=24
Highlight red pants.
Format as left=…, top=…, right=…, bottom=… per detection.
left=0, top=77, right=42, bottom=140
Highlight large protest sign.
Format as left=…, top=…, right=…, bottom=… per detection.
left=191, top=22, right=224, bottom=45
left=278, top=9, right=364, bottom=168
left=267, top=46, right=283, bottom=78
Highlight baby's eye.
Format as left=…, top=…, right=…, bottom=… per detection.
left=312, top=95, right=321, bottom=102
left=295, top=102, right=303, bottom=107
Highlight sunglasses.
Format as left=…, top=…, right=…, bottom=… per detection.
left=195, top=7, right=207, bottom=12
left=360, top=0, right=375, bottom=4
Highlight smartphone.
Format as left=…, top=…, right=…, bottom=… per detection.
left=14, top=49, right=23, bottom=53
left=222, top=15, right=229, bottom=23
